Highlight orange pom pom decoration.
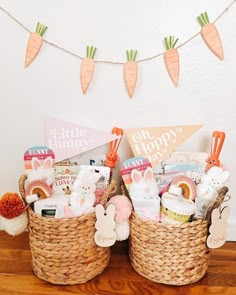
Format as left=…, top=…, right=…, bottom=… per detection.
left=0, top=192, right=25, bottom=219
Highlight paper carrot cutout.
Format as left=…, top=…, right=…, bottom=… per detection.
left=124, top=49, right=138, bottom=98
left=24, top=22, right=48, bottom=68
left=164, top=36, right=179, bottom=87
left=197, top=12, right=224, bottom=60
left=80, top=45, right=96, bottom=94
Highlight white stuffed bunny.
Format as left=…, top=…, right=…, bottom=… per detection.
left=197, top=166, right=230, bottom=199
left=129, top=167, right=160, bottom=221
left=129, top=167, right=159, bottom=200
left=70, top=170, right=101, bottom=216
left=27, top=157, right=54, bottom=186
left=94, top=204, right=116, bottom=247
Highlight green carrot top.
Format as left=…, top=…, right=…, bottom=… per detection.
left=35, top=22, right=48, bottom=36
left=197, top=12, right=210, bottom=27
left=126, top=49, right=138, bottom=62
left=164, top=36, right=179, bottom=50
left=86, top=46, right=97, bottom=59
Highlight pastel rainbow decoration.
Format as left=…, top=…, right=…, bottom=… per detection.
left=25, top=180, right=53, bottom=199
left=171, top=175, right=197, bottom=201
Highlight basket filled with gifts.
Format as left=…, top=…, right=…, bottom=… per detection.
left=16, top=145, right=120, bottom=285
left=121, top=128, right=231, bottom=285
left=0, top=124, right=131, bottom=285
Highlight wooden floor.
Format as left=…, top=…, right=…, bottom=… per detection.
left=0, top=231, right=236, bottom=295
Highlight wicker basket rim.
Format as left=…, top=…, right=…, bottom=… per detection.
left=28, top=206, right=96, bottom=223
left=131, top=211, right=207, bottom=228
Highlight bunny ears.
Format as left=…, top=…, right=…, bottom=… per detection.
left=95, top=203, right=116, bottom=219
left=105, top=127, right=123, bottom=168
left=131, top=167, right=154, bottom=183
left=31, top=157, right=54, bottom=171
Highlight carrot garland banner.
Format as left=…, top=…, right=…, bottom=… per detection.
left=80, top=45, right=97, bottom=94
left=0, top=1, right=235, bottom=97
left=163, top=36, right=179, bottom=87
left=197, top=12, right=224, bottom=60
left=24, top=22, right=48, bottom=68
left=124, top=50, right=138, bottom=98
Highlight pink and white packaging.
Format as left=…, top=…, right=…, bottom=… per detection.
left=132, top=197, right=160, bottom=221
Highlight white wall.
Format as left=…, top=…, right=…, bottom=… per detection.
left=0, top=0, right=235, bottom=239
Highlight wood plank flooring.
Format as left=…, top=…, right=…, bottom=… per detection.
left=0, top=231, right=235, bottom=295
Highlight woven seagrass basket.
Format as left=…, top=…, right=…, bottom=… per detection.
left=129, top=186, right=229, bottom=286
left=19, top=176, right=117, bottom=285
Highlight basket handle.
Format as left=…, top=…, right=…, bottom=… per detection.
left=19, top=173, right=117, bottom=206
left=99, top=180, right=118, bottom=206
left=19, top=174, right=27, bottom=199
left=205, top=186, right=229, bottom=222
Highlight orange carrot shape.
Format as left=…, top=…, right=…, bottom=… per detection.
left=164, top=36, right=179, bottom=87
left=80, top=45, right=97, bottom=94
left=197, top=12, right=224, bottom=60
left=24, top=22, right=48, bottom=68
left=124, top=49, right=138, bottom=98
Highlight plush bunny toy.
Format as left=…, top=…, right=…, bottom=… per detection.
left=24, top=157, right=54, bottom=203
left=128, top=167, right=160, bottom=221
left=70, top=170, right=101, bottom=216
left=129, top=167, right=159, bottom=200
left=26, top=157, right=54, bottom=186
left=197, top=166, right=230, bottom=200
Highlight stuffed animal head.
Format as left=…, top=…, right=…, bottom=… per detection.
left=201, top=166, right=230, bottom=192
left=27, top=156, right=54, bottom=185
left=129, top=167, right=159, bottom=199
left=72, top=170, right=101, bottom=196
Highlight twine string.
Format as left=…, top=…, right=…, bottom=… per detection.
left=223, top=194, right=231, bottom=203
left=0, top=0, right=235, bottom=64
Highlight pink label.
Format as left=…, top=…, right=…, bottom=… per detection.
left=45, top=117, right=119, bottom=162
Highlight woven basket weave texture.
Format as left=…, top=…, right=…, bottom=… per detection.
left=28, top=208, right=110, bottom=285
left=129, top=187, right=228, bottom=286
left=19, top=175, right=117, bottom=285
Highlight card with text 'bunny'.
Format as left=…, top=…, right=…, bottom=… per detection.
left=120, top=156, right=152, bottom=193
left=24, top=146, right=55, bottom=187
left=24, top=146, right=55, bottom=172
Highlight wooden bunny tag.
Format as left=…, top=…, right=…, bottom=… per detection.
left=94, top=204, right=116, bottom=247
left=207, top=206, right=230, bottom=248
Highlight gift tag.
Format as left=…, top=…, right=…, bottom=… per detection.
left=207, top=206, right=230, bottom=248
left=94, top=204, right=116, bottom=247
